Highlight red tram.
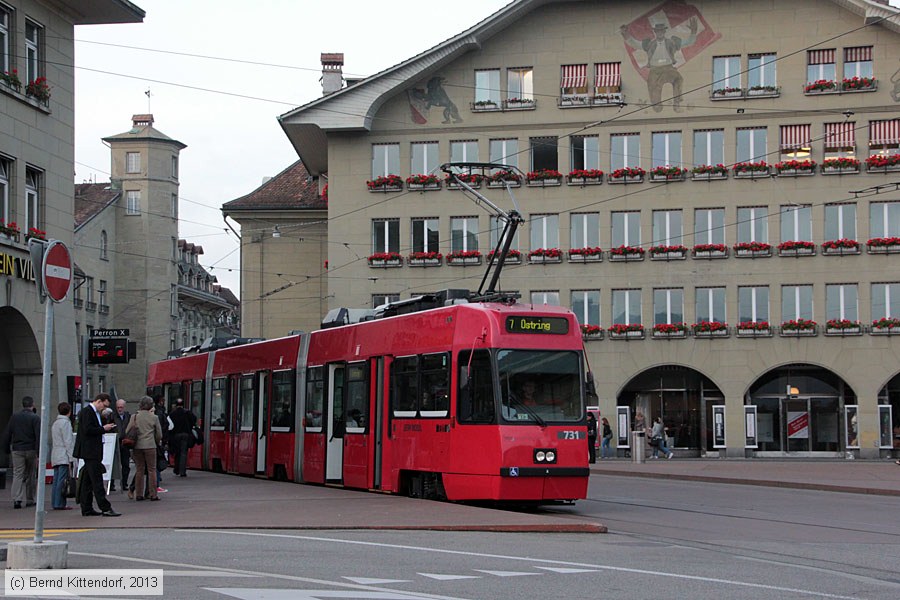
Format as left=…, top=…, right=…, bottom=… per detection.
left=147, top=298, right=592, bottom=503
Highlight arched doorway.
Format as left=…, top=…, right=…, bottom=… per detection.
left=746, top=364, right=854, bottom=456
left=876, top=375, right=900, bottom=456
left=617, top=365, right=723, bottom=456
left=0, top=307, right=41, bottom=468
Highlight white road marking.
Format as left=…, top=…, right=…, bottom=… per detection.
left=344, top=577, right=412, bottom=585
left=418, top=574, right=481, bottom=581
left=536, top=567, right=602, bottom=574
left=163, top=570, right=259, bottom=577
left=208, top=590, right=434, bottom=600
left=473, top=569, right=541, bottom=577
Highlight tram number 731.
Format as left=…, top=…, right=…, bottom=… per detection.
left=558, top=430, right=586, bottom=440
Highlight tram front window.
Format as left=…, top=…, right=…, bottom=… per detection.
left=498, top=350, right=583, bottom=423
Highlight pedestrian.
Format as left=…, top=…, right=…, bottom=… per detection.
left=1, top=396, right=41, bottom=509
left=153, top=395, right=169, bottom=493
left=633, top=410, right=646, bottom=433
left=127, top=396, right=162, bottom=501
left=50, top=402, right=75, bottom=510
left=168, top=398, right=196, bottom=477
left=586, top=412, right=598, bottom=464
left=73, top=393, right=121, bottom=516
left=650, top=416, right=674, bottom=459
left=600, top=417, right=613, bottom=459
left=113, top=399, right=131, bottom=492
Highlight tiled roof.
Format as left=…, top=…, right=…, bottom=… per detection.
left=74, top=183, right=120, bottom=228
left=222, top=160, right=326, bottom=211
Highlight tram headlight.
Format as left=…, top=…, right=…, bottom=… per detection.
left=533, top=448, right=557, bottom=464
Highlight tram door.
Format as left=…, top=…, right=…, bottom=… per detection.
left=228, top=374, right=256, bottom=475
left=256, top=371, right=268, bottom=474
left=325, top=364, right=345, bottom=482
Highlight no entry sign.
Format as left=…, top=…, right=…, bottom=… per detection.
left=42, top=241, right=72, bottom=303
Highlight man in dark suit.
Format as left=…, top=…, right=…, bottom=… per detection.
left=113, top=399, right=131, bottom=492
left=1, top=396, right=41, bottom=508
left=73, top=393, right=121, bottom=517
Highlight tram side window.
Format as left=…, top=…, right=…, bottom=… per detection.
left=239, top=375, right=255, bottom=431
left=391, top=356, right=419, bottom=417
left=420, top=353, right=449, bottom=417
left=345, top=362, right=368, bottom=431
left=270, top=370, right=295, bottom=431
left=165, top=382, right=183, bottom=411
left=305, top=366, right=324, bottom=430
left=211, top=378, right=227, bottom=428
left=457, top=350, right=495, bottom=424
left=190, top=380, right=204, bottom=426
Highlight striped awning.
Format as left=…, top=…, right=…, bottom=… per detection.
left=807, top=49, right=835, bottom=65
left=595, top=62, right=621, bottom=88
left=560, top=64, right=587, bottom=88
left=824, top=122, right=856, bottom=148
left=844, top=46, right=872, bottom=62
left=780, top=124, right=812, bottom=150
left=870, top=120, right=900, bottom=145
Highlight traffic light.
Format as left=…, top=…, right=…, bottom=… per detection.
left=88, top=338, right=130, bottom=364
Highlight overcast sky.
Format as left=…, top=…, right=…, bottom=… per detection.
left=73, top=0, right=899, bottom=298
left=73, top=0, right=511, bottom=296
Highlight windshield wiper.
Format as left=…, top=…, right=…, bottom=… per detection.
left=507, top=396, right=547, bottom=428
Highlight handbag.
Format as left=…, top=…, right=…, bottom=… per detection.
left=191, top=425, right=204, bottom=446
left=156, top=446, right=168, bottom=472
left=65, top=464, right=78, bottom=498
left=122, top=415, right=138, bottom=447
left=649, top=436, right=661, bottom=447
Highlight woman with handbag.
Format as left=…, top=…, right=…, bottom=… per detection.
left=50, top=402, right=75, bottom=510
left=127, top=396, right=162, bottom=501
left=650, top=416, right=674, bottom=459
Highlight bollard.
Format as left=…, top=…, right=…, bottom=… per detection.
left=631, top=431, right=645, bottom=464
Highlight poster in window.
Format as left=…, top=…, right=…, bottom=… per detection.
left=744, top=405, right=758, bottom=448
left=617, top=406, right=630, bottom=448
left=712, top=404, right=726, bottom=448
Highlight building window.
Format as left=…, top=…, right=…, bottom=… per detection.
left=411, top=141, right=439, bottom=175
left=826, top=284, right=858, bottom=322
left=450, top=140, right=478, bottom=165
left=572, top=290, right=600, bottom=327
left=843, top=46, right=873, bottom=79
left=824, top=122, right=856, bottom=159
left=85, top=277, right=94, bottom=304
left=872, top=283, right=900, bottom=320
left=171, top=193, right=178, bottom=219
left=868, top=120, right=900, bottom=157
left=125, top=190, right=140, bottom=215
left=0, top=157, right=8, bottom=227
left=693, top=129, right=724, bottom=168
left=0, top=5, right=9, bottom=75
left=782, top=285, right=814, bottom=322
left=560, top=64, right=588, bottom=98
left=411, top=217, right=439, bottom=253
left=98, top=280, right=107, bottom=309
left=612, top=289, right=641, bottom=325
left=372, top=219, right=399, bottom=253
left=696, top=287, right=726, bottom=323
left=125, top=152, right=141, bottom=174
left=694, top=208, right=725, bottom=245
left=610, top=133, right=640, bottom=171
left=530, top=136, right=558, bottom=171
left=571, top=135, right=600, bottom=171
left=25, top=167, right=39, bottom=232
left=372, top=294, right=399, bottom=308
left=171, top=283, right=178, bottom=317
left=570, top=213, right=599, bottom=249
left=780, top=204, right=812, bottom=242
left=530, top=214, right=559, bottom=250
left=824, top=203, right=856, bottom=241
left=871, top=202, right=900, bottom=238
left=611, top=211, right=640, bottom=247
left=489, top=138, right=518, bottom=168
left=594, top=62, right=621, bottom=94
left=100, top=230, right=108, bottom=260
left=489, top=215, right=518, bottom=250
left=24, top=19, right=40, bottom=83
left=736, top=127, right=767, bottom=163
left=652, top=210, right=683, bottom=246
left=450, top=216, right=478, bottom=253
left=371, top=143, right=399, bottom=178
left=738, top=286, right=769, bottom=324
left=807, top=49, right=835, bottom=84
left=474, top=69, right=500, bottom=104
left=780, top=124, right=811, bottom=160
left=531, top=291, right=560, bottom=306
left=507, top=67, right=533, bottom=101
left=713, top=55, right=741, bottom=90
left=171, top=155, right=178, bottom=179
left=654, top=288, right=684, bottom=325
left=651, top=131, right=682, bottom=169
left=748, top=52, right=776, bottom=88
left=737, top=206, right=768, bottom=243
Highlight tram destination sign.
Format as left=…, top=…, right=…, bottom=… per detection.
left=90, top=328, right=130, bottom=338
left=505, top=316, right=569, bottom=335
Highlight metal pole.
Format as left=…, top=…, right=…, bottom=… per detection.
left=33, top=297, right=54, bottom=543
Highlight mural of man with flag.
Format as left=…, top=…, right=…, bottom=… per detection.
left=620, top=1, right=721, bottom=112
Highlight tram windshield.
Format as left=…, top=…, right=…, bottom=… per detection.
left=498, top=350, right=583, bottom=423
